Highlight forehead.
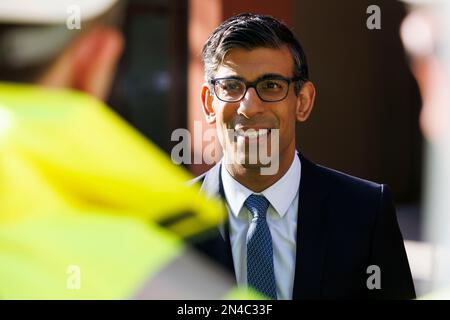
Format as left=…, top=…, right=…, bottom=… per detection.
left=215, top=46, right=294, bottom=80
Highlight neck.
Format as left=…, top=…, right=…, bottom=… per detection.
left=225, top=149, right=295, bottom=193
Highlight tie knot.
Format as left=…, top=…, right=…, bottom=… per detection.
left=244, top=194, right=270, bottom=219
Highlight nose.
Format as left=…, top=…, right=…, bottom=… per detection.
left=236, top=87, right=265, bottom=119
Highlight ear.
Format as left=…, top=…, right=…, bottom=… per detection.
left=295, top=81, right=316, bottom=122
left=37, top=26, right=124, bottom=102
left=201, top=83, right=217, bottom=124
left=72, top=26, right=124, bottom=101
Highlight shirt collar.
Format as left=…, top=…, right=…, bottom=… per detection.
left=220, top=152, right=301, bottom=218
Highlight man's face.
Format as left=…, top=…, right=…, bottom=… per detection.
left=203, top=46, right=302, bottom=173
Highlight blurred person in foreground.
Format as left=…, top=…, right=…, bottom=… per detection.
left=401, top=0, right=450, bottom=299
left=0, top=0, right=254, bottom=299
left=191, top=13, right=415, bottom=299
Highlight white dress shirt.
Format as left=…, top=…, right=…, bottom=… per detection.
left=220, top=154, right=301, bottom=300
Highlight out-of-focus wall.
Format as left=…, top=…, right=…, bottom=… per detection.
left=293, top=0, right=422, bottom=203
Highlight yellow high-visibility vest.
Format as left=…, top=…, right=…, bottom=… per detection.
left=0, top=82, right=249, bottom=299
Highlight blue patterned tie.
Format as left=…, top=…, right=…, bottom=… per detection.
left=245, top=194, right=277, bottom=300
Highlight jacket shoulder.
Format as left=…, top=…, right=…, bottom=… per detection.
left=308, top=160, right=389, bottom=212
left=314, top=162, right=383, bottom=195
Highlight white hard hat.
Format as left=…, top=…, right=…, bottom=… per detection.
left=0, top=0, right=118, bottom=24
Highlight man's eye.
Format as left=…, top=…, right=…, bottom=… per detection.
left=261, top=80, right=283, bottom=90
left=221, top=81, right=242, bottom=91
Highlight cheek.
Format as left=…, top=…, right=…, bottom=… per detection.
left=274, top=104, right=297, bottom=147
left=216, top=102, right=237, bottom=128
left=274, top=103, right=296, bottom=131
left=213, top=102, right=236, bottom=148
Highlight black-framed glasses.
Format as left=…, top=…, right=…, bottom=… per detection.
left=210, top=75, right=303, bottom=103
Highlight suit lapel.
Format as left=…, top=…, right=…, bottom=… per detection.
left=198, top=162, right=236, bottom=278
left=292, top=154, right=331, bottom=299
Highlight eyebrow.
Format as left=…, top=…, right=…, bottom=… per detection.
left=257, top=73, right=289, bottom=81
left=216, top=73, right=289, bottom=82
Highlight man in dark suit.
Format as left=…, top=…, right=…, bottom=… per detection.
left=191, top=13, right=415, bottom=300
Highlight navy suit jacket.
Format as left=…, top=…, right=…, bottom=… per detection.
left=190, top=153, right=416, bottom=299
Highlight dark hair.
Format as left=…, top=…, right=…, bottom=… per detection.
left=202, top=13, right=309, bottom=94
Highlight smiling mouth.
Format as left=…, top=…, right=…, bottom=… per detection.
left=234, top=128, right=272, bottom=140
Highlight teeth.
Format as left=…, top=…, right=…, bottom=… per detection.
left=237, top=129, right=269, bottom=138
